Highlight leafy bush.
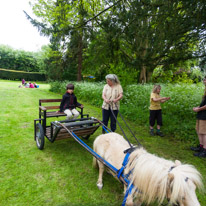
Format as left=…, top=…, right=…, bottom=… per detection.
left=50, top=81, right=204, bottom=143
left=189, top=67, right=204, bottom=83
left=0, top=45, right=44, bottom=72
left=152, top=66, right=203, bottom=84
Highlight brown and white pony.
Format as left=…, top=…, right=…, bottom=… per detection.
left=93, top=133, right=203, bottom=206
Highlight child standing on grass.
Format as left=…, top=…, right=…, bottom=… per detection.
left=149, top=85, right=170, bottom=136
left=59, top=83, right=83, bottom=120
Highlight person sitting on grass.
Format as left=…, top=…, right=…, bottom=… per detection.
left=33, top=82, right=39, bottom=88
left=29, top=82, right=35, bottom=88
left=149, top=84, right=170, bottom=137
left=58, top=83, right=83, bottom=120
left=24, top=82, right=30, bottom=88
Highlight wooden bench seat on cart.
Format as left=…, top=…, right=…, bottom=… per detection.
left=39, top=99, right=84, bottom=118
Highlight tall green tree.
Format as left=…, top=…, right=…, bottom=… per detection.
left=86, top=0, right=206, bottom=82
left=26, top=0, right=206, bottom=83
left=25, top=0, right=104, bottom=81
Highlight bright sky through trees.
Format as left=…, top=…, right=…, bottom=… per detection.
left=0, top=0, right=49, bottom=52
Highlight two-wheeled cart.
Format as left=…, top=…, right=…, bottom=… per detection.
left=34, top=99, right=101, bottom=150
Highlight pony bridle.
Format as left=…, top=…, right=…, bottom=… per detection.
left=166, top=166, right=189, bottom=206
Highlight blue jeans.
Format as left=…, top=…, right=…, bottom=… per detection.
left=102, top=108, right=119, bottom=132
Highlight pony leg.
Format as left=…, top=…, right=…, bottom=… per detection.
left=123, top=185, right=134, bottom=206
left=126, top=194, right=142, bottom=206
left=126, top=195, right=133, bottom=206
left=123, top=185, right=142, bottom=206
left=133, top=197, right=142, bottom=206
left=97, top=161, right=104, bottom=190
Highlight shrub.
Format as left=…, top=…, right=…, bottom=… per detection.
left=50, top=81, right=204, bottom=142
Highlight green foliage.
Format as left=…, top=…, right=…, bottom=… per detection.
left=0, top=45, right=45, bottom=72
left=189, top=67, right=204, bottom=83
left=0, top=68, right=45, bottom=81
left=50, top=81, right=204, bottom=142
left=152, top=68, right=173, bottom=83
left=29, top=0, right=206, bottom=83
left=29, top=0, right=102, bottom=81
left=107, top=63, right=139, bottom=87
left=152, top=66, right=203, bottom=84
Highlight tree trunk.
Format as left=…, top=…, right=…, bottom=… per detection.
left=147, top=71, right=153, bottom=82
left=77, top=34, right=83, bottom=81
left=139, top=65, right=147, bottom=83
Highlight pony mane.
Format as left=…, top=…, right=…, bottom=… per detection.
left=169, top=164, right=203, bottom=204
left=125, top=147, right=203, bottom=205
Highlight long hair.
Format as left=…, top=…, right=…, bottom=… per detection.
left=152, top=84, right=161, bottom=93
left=105, top=74, right=120, bottom=85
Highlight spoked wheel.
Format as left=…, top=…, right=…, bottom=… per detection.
left=35, top=123, right=45, bottom=150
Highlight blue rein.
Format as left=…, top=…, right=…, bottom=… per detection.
left=70, top=129, right=136, bottom=206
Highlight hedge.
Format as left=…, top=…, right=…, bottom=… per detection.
left=0, top=68, right=46, bottom=81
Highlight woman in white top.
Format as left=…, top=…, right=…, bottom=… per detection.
left=102, top=74, right=123, bottom=133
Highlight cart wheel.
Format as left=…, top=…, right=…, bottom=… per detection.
left=82, top=135, right=90, bottom=140
left=35, top=123, right=45, bottom=150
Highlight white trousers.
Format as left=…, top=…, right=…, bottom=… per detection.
left=64, top=109, right=80, bottom=120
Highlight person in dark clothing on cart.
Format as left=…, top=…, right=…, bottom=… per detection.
left=59, top=83, right=83, bottom=120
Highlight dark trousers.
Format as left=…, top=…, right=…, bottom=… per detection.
left=102, top=108, right=119, bottom=132
left=149, top=109, right=162, bottom=127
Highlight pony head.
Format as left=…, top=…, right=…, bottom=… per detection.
left=167, top=160, right=203, bottom=206
left=127, top=152, right=203, bottom=206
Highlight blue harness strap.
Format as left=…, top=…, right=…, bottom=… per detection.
left=117, top=147, right=137, bottom=206
left=118, top=147, right=137, bottom=179
left=117, top=152, right=131, bottom=179
left=68, top=127, right=136, bottom=206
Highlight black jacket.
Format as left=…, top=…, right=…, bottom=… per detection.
left=197, top=96, right=206, bottom=120
left=59, top=92, right=81, bottom=112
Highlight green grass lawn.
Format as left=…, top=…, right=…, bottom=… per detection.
left=0, top=80, right=205, bottom=206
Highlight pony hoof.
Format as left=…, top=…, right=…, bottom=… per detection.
left=97, top=183, right=103, bottom=190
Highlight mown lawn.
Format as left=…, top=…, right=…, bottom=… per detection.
left=0, top=80, right=205, bottom=206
